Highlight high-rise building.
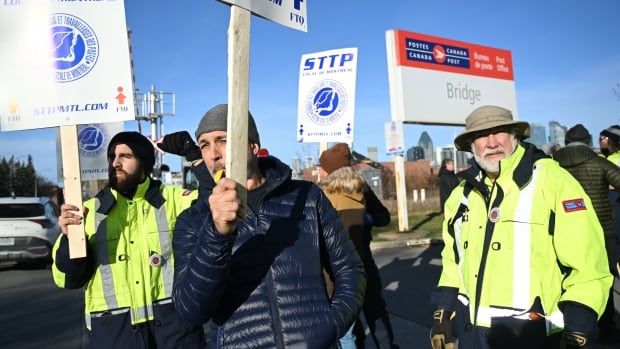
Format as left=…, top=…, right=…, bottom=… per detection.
left=367, top=146, right=378, bottom=162
left=528, top=123, right=547, bottom=148
left=406, top=145, right=425, bottom=161
left=291, top=157, right=302, bottom=179
left=418, top=131, right=435, bottom=165
left=549, top=121, right=567, bottom=147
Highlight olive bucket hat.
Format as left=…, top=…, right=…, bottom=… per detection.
left=454, top=105, right=530, bottom=151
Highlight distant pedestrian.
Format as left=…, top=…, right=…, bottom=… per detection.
left=438, top=159, right=459, bottom=212
left=318, top=143, right=399, bottom=349
left=318, top=143, right=368, bottom=349
left=599, top=125, right=620, bottom=161
left=554, top=124, right=620, bottom=345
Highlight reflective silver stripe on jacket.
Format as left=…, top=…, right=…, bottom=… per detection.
left=511, top=165, right=540, bottom=310
left=154, top=204, right=173, bottom=297
left=93, top=198, right=119, bottom=310
left=454, top=194, right=470, bottom=292
left=85, top=307, right=130, bottom=328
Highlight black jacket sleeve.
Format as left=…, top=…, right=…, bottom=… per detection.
left=191, top=161, right=215, bottom=200
left=362, top=184, right=390, bottom=227
left=54, top=235, right=94, bottom=289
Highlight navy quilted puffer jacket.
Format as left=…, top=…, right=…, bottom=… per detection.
left=172, top=156, right=366, bottom=348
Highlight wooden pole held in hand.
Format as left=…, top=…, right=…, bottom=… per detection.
left=226, top=5, right=251, bottom=218
left=60, top=125, right=87, bottom=258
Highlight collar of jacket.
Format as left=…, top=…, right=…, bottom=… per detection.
left=553, top=144, right=597, bottom=168
left=256, top=155, right=293, bottom=195
left=458, top=142, right=549, bottom=197
left=95, top=177, right=165, bottom=214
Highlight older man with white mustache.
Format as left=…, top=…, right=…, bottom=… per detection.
left=429, top=105, right=612, bottom=349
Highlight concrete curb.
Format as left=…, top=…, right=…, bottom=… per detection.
left=370, top=237, right=443, bottom=251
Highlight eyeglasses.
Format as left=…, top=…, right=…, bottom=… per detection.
left=600, top=136, right=608, bottom=141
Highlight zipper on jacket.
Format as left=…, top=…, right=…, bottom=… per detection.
left=266, top=269, right=285, bottom=348
left=472, top=181, right=503, bottom=331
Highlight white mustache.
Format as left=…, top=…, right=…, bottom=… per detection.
left=482, top=146, right=506, bottom=157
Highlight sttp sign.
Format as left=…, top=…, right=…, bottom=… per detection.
left=297, top=47, right=358, bottom=143
left=218, top=0, right=307, bottom=32
left=77, top=122, right=124, bottom=181
left=386, top=30, right=517, bottom=125
left=0, top=1, right=135, bottom=131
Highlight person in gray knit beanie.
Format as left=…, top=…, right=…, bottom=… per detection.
left=195, top=104, right=261, bottom=147
left=171, top=102, right=366, bottom=348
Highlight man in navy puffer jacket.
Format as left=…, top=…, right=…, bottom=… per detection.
left=172, top=104, right=366, bottom=348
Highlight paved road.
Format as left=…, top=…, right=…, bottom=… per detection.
left=1, top=245, right=620, bottom=348
left=0, top=264, right=83, bottom=349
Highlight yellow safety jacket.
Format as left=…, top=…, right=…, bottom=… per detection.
left=52, top=178, right=197, bottom=328
left=607, top=151, right=620, bottom=167
left=438, top=143, right=612, bottom=334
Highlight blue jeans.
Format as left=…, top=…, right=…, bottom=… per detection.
left=339, top=324, right=355, bottom=349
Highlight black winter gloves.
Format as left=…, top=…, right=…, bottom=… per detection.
left=560, top=331, right=588, bottom=348
left=157, top=131, right=201, bottom=161
left=430, top=308, right=456, bottom=349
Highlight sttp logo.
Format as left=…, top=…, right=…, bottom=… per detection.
left=305, top=79, right=347, bottom=126
left=303, top=53, right=355, bottom=71
left=78, top=125, right=108, bottom=158
left=51, top=13, right=99, bottom=83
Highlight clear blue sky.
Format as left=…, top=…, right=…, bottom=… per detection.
left=1, top=0, right=619, bottom=182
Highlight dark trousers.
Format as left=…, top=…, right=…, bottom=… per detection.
left=351, top=241, right=397, bottom=348
left=454, top=302, right=561, bottom=349
left=85, top=302, right=205, bottom=349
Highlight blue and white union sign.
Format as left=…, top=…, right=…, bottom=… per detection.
left=218, top=0, right=307, bottom=32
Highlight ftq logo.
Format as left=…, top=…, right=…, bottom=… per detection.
left=305, top=79, right=348, bottom=126
left=78, top=125, right=108, bottom=158
left=51, top=13, right=99, bottom=83
left=405, top=38, right=470, bottom=69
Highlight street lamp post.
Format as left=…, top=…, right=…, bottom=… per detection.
left=34, top=169, right=52, bottom=197
left=9, top=155, right=29, bottom=197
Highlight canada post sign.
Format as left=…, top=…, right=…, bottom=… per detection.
left=386, top=30, right=517, bottom=125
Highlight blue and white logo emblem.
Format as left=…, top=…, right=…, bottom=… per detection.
left=51, top=13, right=99, bottom=83
left=78, top=125, right=107, bottom=158
left=305, top=79, right=347, bottom=125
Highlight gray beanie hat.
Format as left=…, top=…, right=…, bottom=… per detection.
left=195, top=104, right=260, bottom=146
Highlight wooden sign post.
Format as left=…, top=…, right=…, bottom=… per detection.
left=220, top=0, right=307, bottom=214
left=60, top=125, right=87, bottom=258
left=225, top=5, right=251, bottom=217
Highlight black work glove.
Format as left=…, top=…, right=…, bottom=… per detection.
left=430, top=309, right=456, bottom=349
left=157, top=131, right=201, bottom=161
left=560, top=331, right=588, bottom=349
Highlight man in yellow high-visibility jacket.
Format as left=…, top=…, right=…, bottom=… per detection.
left=430, top=106, right=612, bottom=349
left=52, top=131, right=205, bottom=348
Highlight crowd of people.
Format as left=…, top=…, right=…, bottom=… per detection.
left=50, top=104, right=620, bottom=349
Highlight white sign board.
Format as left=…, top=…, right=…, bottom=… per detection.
left=78, top=122, right=124, bottom=181
left=0, top=1, right=135, bottom=131
left=386, top=29, right=517, bottom=125
left=218, top=0, right=307, bottom=32
left=297, top=47, right=358, bottom=143
left=385, top=121, right=404, bottom=156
